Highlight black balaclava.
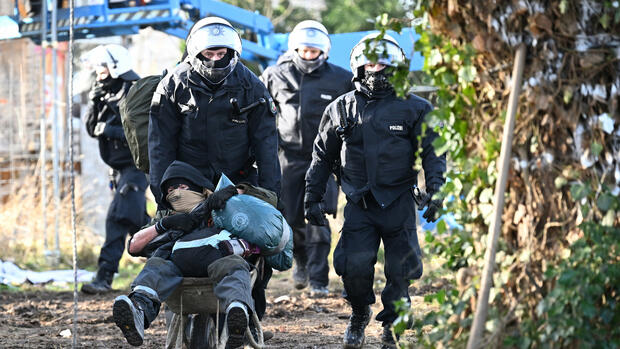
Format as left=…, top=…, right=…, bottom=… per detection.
left=360, top=67, right=393, bottom=92
left=191, top=48, right=237, bottom=88
left=356, top=66, right=394, bottom=98
left=99, top=74, right=123, bottom=93
left=292, top=51, right=326, bottom=74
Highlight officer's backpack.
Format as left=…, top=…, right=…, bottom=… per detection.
left=119, top=74, right=163, bottom=173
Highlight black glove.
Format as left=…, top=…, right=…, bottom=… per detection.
left=304, top=201, right=328, bottom=226
left=155, top=213, right=199, bottom=234
left=205, top=185, right=238, bottom=211
left=417, top=188, right=442, bottom=223
left=88, top=80, right=106, bottom=101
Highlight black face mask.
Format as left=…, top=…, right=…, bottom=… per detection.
left=99, top=75, right=123, bottom=93
left=191, top=49, right=237, bottom=86
left=292, top=51, right=326, bottom=74
left=361, top=69, right=393, bottom=92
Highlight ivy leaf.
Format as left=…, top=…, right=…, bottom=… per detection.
left=596, top=193, right=615, bottom=211
left=591, top=141, right=603, bottom=157
left=570, top=183, right=590, bottom=201
left=479, top=187, right=494, bottom=203
left=457, top=65, right=477, bottom=84
left=429, top=49, right=443, bottom=67
left=599, top=13, right=610, bottom=29
left=559, top=0, right=568, bottom=14
left=432, top=135, right=451, bottom=156
left=436, top=289, right=446, bottom=304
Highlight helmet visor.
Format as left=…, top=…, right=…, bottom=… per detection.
left=350, top=40, right=405, bottom=71
left=288, top=28, right=331, bottom=55
left=186, top=24, right=242, bottom=58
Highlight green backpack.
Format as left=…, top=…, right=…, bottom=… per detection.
left=119, top=74, right=163, bottom=173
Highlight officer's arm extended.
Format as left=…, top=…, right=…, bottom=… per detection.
left=248, top=81, right=282, bottom=196
left=305, top=101, right=343, bottom=203
left=148, top=81, right=181, bottom=204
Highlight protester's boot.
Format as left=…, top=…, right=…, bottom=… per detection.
left=224, top=301, right=249, bottom=349
left=113, top=295, right=146, bottom=347
left=293, top=260, right=309, bottom=290
left=380, top=324, right=399, bottom=349
left=343, top=305, right=372, bottom=349
left=81, top=268, right=114, bottom=294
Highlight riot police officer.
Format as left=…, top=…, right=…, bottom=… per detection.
left=81, top=44, right=149, bottom=294
left=304, top=33, right=446, bottom=349
left=149, top=16, right=280, bottom=203
left=260, top=20, right=352, bottom=296
left=148, top=17, right=281, bottom=318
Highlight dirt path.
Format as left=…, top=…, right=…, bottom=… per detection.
left=0, top=268, right=441, bottom=348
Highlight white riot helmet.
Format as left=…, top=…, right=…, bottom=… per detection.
left=185, top=17, right=242, bottom=84
left=288, top=20, right=331, bottom=56
left=349, top=32, right=406, bottom=79
left=82, top=44, right=137, bottom=80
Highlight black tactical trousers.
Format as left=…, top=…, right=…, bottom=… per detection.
left=293, top=224, right=331, bottom=288
left=333, top=191, right=423, bottom=326
left=98, top=167, right=148, bottom=273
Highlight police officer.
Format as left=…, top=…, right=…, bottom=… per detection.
left=304, top=33, right=446, bottom=349
left=81, top=44, right=149, bottom=294
left=148, top=17, right=281, bottom=318
left=149, top=16, right=280, bottom=203
left=260, top=20, right=352, bottom=296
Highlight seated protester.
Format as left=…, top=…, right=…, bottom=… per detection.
left=113, top=161, right=261, bottom=348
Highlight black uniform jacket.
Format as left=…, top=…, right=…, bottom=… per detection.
left=305, top=86, right=446, bottom=209
left=261, top=53, right=353, bottom=157
left=148, top=61, right=281, bottom=203
left=85, top=79, right=136, bottom=171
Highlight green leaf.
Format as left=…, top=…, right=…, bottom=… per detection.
left=596, top=193, right=615, bottom=211
left=457, top=65, right=477, bottom=84
left=479, top=187, right=494, bottom=203
left=554, top=176, right=568, bottom=189
left=436, top=289, right=446, bottom=304
left=432, top=135, right=451, bottom=156
left=591, top=141, right=603, bottom=157
left=441, top=72, right=456, bottom=85
left=429, top=49, right=443, bottom=67
left=437, top=219, right=447, bottom=234
left=563, top=88, right=573, bottom=104
left=560, top=0, right=568, bottom=14
left=570, top=183, right=590, bottom=201
left=600, top=13, right=610, bottom=28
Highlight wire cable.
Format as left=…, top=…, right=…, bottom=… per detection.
left=67, top=0, right=79, bottom=347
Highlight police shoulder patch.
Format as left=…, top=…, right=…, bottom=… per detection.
left=268, top=97, right=277, bottom=115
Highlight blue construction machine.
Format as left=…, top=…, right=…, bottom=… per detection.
left=7, top=0, right=422, bottom=70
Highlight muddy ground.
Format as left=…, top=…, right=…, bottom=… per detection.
left=0, top=268, right=444, bottom=348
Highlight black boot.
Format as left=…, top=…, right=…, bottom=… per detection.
left=343, top=305, right=372, bottom=349
left=380, top=325, right=399, bottom=349
left=81, top=268, right=114, bottom=294
left=293, top=260, right=309, bottom=290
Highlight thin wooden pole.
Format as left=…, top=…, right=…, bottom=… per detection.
left=466, top=43, right=527, bottom=349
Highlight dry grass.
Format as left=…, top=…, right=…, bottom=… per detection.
left=0, top=167, right=101, bottom=270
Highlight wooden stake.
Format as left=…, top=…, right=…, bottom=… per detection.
left=466, top=43, right=527, bottom=349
